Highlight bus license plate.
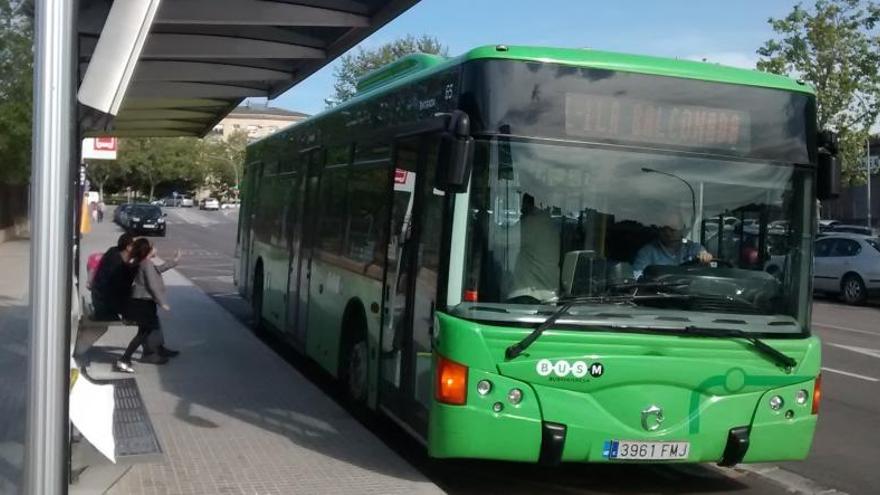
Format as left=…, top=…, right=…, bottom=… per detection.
left=604, top=440, right=689, bottom=461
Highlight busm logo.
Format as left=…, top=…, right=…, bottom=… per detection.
left=536, top=359, right=604, bottom=379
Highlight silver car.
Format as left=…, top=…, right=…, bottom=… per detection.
left=813, top=234, right=880, bottom=304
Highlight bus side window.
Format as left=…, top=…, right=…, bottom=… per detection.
left=317, top=165, right=348, bottom=255
left=346, top=165, right=389, bottom=274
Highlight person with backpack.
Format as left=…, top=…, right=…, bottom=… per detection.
left=90, top=233, right=136, bottom=320
left=115, top=238, right=181, bottom=372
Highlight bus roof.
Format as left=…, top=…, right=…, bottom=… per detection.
left=460, top=45, right=814, bottom=95
left=254, top=44, right=812, bottom=147
left=348, top=45, right=813, bottom=102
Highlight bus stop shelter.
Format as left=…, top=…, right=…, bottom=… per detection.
left=27, top=1, right=418, bottom=493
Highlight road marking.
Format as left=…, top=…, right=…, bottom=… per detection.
left=827, top=343, right=880, bottom=359
left=821, top=366, right=879, bottom=382
left=731, top=464, right=847, bottom=494
left=813, top=322, right=880, bottom=337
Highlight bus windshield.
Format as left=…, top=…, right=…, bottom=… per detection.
left=455, top=138, right=813, bottom=332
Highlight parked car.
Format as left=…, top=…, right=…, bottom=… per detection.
left=113, top=203, right=134, bottom=226
left=818, top=219, right=841, bottom=231
left=813, top=234, right=880, bottom=304
left=124, top=204, right=167, bottom=236
left=826, top=224, right=876, bottom=236
left=199, top=197, right=220, bottom=210
left=179, top=196, right=194, bottom=207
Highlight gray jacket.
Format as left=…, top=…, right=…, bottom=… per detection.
left=131, top=258, right=177, bottom=307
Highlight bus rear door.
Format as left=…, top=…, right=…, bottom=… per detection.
left=287, top=149, right=323, bottom=347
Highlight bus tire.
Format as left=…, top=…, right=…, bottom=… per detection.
left=252, top=261, right=266, bottom=332
left=339, top=307, right=368, bottom=406
left=841, top=273, right=867, bottom=305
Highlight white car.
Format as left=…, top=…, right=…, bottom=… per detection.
left=813, top=234, right=880, bottom=304
left=179, top=197, right=194, bottom=207
left=200, top=197, right=220, bottom=210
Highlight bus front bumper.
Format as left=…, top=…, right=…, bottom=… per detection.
left=428, top=368, right=818, bottom=465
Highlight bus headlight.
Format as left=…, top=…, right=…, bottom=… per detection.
left=507, top=388, right=523, bottom=405
left=795, top=389, right=809, bottom=405
left=476, top=380, right=492, bottom=396
left=769, top=395, right=784, bottom=411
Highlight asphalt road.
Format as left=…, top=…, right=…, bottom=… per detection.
left=145, top=206, right=876, bottom=495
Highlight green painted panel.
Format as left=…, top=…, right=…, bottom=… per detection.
left=305, top=259, right=384, bottom=385
left=429, top=313, right=821, bottom=463
left=744, top=379, right=819, bottom=462
left=460, top=45, right=813, bottom=94
left=429, top=367, right=542, bottom=461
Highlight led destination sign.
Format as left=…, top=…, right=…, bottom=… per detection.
left=564, top=93, right=751, bottom=152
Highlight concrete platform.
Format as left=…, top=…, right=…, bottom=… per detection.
left=77, top=222, right=443, bottom=494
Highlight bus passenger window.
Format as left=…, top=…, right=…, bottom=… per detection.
left=347, top=165, right=389, bottom=273
left=317, top=166, right=348, bottom=255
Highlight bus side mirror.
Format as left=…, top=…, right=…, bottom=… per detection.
left=817, top=130, right=841, bottom=200
left=437, top=110, right=474, bottom=193
left=817, top=154, right=841, bottom=200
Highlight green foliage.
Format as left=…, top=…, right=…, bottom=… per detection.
left=330, top=34, right=447, bottom=104
left=0, top=0, right=33, bottom=185
left=200, top=130, right=247, bottom=196
left=757, top=0, right=880, bottom=184
left=107, top=132, right=247, bottom=199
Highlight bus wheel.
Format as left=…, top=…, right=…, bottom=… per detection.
left=841, top=273, right=867, bottom=305
left=252, top=263, right=265, bottom=332
left=340, top=325, right=368, bottom=405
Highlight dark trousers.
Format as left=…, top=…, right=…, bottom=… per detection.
left=121, top=299, right=160, bottom=362
left=120, top=324, right=155, bottom=362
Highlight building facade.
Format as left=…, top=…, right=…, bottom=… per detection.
left=211, top=102, right=309, bottom=142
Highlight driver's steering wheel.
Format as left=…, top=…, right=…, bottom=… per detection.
left=680, top=257, right=734, bottom=268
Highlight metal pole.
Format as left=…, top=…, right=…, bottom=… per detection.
left=868, top=138, right=873, bottom=229
left=25, top=0, right=77, bottom=493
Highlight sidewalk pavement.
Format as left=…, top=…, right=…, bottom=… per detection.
left=79, top=219, right=444, bottom=494
left=0, top=237, right=30, bottom=494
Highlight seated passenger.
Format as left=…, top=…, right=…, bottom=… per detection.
left=507, top=193, right=561, bottom=302
left=633, top=211, right=712, bottom=278
left=91, top=233, right=136, bottom=320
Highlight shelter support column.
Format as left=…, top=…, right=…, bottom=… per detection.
left=25, top=0, right=78, bottom=493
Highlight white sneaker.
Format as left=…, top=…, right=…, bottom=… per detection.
left=113, top=360, right=135, bottom=373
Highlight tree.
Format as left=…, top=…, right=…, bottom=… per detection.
left=0, top=0, right=33, bottom=185
left=195, top=130, right=247, bottom=198
left=85, top=159, right=126, bottom=200
left=117, top=137, right=201, bottom=200
left=330, top=34, right=447, bottom=104
left=756, top=0, right=880, bottom=184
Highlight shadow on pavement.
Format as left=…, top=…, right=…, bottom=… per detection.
left=0, top=302, right=29, bottom=494
left=135, top=282, right=431, bottom=487
left=199, top=295, right=767, bottom=495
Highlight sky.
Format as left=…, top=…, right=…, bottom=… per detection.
left=261, top=0, right=800, bottom=115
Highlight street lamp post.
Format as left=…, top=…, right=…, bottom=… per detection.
left=641, top=167, right=697, bottom=232
left=868, top=138, right=873, bottom=229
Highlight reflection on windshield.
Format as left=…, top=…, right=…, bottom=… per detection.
left=459, top=139, right=813, bottom=324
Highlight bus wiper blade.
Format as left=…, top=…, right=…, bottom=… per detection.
left=682, top=326, right=797, bottom=369
left=504, top=294, right=691, bottom=360
left=607, top=280, right=689, bottom=292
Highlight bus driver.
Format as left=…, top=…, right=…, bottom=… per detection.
left=632, top=210, right=712, bottom=278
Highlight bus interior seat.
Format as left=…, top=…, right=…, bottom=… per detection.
left=561, top=250, right=634, bottom=296
left=605, top=219, right=656, bottom=264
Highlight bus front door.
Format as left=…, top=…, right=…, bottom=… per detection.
left=380, top=133, right=444, bottom=435
left=287, top=150, right=322, bottom=347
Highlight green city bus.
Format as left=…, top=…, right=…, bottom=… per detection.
left=235, top=45, right=840, bottom=465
